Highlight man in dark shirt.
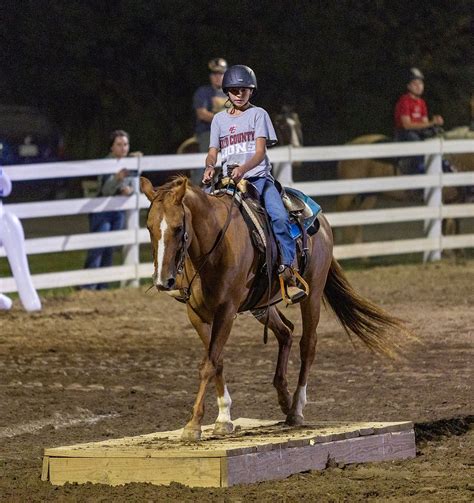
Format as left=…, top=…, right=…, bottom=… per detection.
left=191, top=58, right=228, bottom=183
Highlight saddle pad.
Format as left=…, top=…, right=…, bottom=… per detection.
left=284, top=187, right=321, bottom=240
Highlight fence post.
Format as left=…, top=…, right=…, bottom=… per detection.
left=423, top=147, right=442, bottom=263
left=122, top=156, right=141, bottom=287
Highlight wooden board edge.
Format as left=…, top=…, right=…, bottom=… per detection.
left=47, top=454, right=223, bottom=487
left=41, top=455, right=50, bottom=481
left=224, top=428, right=416, bottom=486
left=375, top=421, right=414, bottom=434
left=220, top=456, right=229, bottom=487
left=43, top=448, right=231, bottom=458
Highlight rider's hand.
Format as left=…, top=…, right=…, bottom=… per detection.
left=120, top=185, right=134, bottom=196
left=432, top=115, right=444, bottom=126
left=116, top=168, right=129, bottom=180
left=202, top=166, right=215, bottom=184
left=231, top=165, right=246, bottom=182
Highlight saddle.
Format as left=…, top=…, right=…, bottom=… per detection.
left=212, top=178, right=321, bottom=312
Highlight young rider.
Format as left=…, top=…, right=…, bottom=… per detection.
left=202, top=64, right=307, bottom=304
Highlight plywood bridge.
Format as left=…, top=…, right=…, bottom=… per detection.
left=42, top=418, right=416, bottom=487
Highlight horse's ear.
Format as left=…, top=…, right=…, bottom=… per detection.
left=171, top=177, right=188, bottom=205
left=140, top=177, right=156, bottom=202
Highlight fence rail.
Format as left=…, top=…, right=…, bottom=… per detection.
left=1, top=138, right=473, bottom=293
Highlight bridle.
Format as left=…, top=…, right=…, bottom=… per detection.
left=168, top=185, right=238, bottom=302
left=175, top=213, right=189, bottom=277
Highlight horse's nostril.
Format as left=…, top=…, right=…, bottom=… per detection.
left=166, top=278, right=176, bottom=289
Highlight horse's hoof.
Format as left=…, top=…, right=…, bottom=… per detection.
left=278, top=395, right=292, bottom=415
left=213, top=421, right=234, bottom=436
left=279, top=404, right=290, bottom=416
left=181, top=427, right=202, bottom=442
left=286, top=413, right=304, bottom=426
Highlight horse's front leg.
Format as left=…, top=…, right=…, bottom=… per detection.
left=182, top=303, right=236, bottom=441
left=213, top=359, right=234, bottom=435
left=186, top=306, right=234, bottom=437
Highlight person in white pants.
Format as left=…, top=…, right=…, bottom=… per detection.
left=0, top=167, right=41, bottom=311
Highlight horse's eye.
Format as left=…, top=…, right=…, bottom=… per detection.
left=174, top=225, right=183, bottom=236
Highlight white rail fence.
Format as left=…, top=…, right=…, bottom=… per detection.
left=1, top=139, right=473, bottom=293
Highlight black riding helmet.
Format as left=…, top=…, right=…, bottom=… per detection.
left=222, top=65, right=257, bottom=95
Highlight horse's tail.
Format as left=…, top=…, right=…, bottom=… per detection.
left=323, top=258, right=408, bottom=357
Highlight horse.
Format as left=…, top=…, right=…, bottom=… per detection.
left=272, top=105, right=304, bottom=183
left=140, top=175, right=410, bottom=441
left=335, top=128, right=474, bottom=244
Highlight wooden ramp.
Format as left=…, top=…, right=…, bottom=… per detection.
left=42, top=418, right=416, bottom=487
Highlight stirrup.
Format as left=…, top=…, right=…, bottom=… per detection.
left=278, top=267, right=310, bottom=305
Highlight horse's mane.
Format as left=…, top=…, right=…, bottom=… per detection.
left=153, top=175, right=206, bottom=203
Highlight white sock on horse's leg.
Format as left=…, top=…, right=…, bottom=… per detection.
left=293, top=384, right=307, bottom=418
left=216, top=385, right=232, bottom=424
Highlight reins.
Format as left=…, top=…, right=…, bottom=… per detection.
left=178, top=183, right=238, bottom=302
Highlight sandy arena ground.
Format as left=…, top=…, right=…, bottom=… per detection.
left=0, top=260, right=473, bottom=502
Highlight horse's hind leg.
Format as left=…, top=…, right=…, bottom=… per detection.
left=253, top=306, right=294, bottom=415
left=286, top=288, right=322, bottom=426
left=355, top=193, right=378, bottom=247
left=335, top=193, right=360, bottom=244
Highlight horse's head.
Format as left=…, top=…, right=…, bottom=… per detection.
left=273, top=105, right=303, bottom=147
left=141, top=176, right=189, bottom=291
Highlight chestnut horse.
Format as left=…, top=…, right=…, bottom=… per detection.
left=141, top=176, right=408, bottom=441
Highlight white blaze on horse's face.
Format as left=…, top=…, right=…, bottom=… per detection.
left=147, top=202, right=184, bottom=291
left=155, top=217, right=169, bottom=286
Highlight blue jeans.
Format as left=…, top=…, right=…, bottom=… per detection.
left=249, top=177, right=295, bottom=266
left=395, top=129, right=426, bottom=173
left=83, top=211, right=125, bottom=289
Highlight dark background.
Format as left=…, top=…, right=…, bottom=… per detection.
left=1, top=0, right=472, bottom=159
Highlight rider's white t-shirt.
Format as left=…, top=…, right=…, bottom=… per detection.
left=209, top=106, right=277, bottom=178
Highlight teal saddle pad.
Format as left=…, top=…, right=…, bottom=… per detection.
left=285, top=187, right=322, bottom=239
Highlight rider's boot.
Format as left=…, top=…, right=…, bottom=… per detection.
left=278, top=265, right=308, bottom=304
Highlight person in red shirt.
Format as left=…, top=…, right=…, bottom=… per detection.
left=394, top=67, right=444, bottom=142
left=394, top=68, right=445, bottom=173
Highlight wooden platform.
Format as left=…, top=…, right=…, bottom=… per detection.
left=42, top=418, right=416, bottom=487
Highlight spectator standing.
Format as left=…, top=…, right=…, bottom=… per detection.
left=82, top=130, right=139, bottom=290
